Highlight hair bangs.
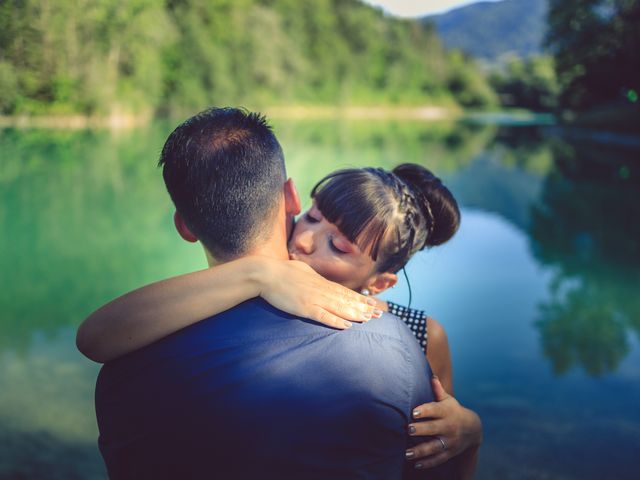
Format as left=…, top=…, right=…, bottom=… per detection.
left=312, top=170, right=394, bottom=261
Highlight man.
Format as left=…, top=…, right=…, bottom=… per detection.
left=95, top=107, right=435, bottom=479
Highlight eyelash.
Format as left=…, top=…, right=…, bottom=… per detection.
left=329, top=236, right=347, bottom=255
left=304, top=212, right=347, bottom=254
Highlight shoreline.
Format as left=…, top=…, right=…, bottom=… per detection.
left=4, top=109, right=638, bottom=147
left=0, top=105, right=463, bottom=130
left=0, top=112, right=153, bottom=130
left=264, top=105, right=462, bottom=120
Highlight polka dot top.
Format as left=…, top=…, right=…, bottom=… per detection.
left=387, top=301, right=428, bottom=354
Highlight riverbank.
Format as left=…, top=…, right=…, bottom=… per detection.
left=0, top=105, right=463, bottom=130
left=0, top=112, right=153, bottom=130
left=265, top=105, right=462, bottom=120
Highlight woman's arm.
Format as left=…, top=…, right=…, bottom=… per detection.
left=76, top=257, right=377, bottom=363
left=425, top=318, right=453, bottom=394
left=406, top=317, right=482, bottom=479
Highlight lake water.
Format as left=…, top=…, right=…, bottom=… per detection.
left=1, top=118, right=639, bottom=479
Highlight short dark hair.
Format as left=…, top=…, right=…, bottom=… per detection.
left=159, top=107, right=286, bottom=260
left=312, top=164, right=460, bottom=273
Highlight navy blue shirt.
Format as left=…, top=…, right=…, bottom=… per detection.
left=96, top=298, right=434, bottom=479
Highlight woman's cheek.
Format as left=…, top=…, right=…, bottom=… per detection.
left=316, top=259, right=353, bottom=286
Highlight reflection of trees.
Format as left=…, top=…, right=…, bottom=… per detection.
left=446, top=126, right=554, bottom=230
left=275, top=119, right=496, bottom=203
left=530, top=137, right=640, bottom=375
left=488, top=126, right=554, bottom=174
left=536, top=278, right=631, bottom=376
left=0, top=124, right=206, bottom=354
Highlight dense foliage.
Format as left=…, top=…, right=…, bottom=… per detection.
left=427, top=0, right=639, bottom=119
left=0, top=0, right=496, bottom=116
left=545, top=0, right=640, bottom=111
left=489, top=55, right=559, bottom=111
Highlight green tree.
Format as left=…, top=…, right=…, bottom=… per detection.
left=546, top=0, right=640, bottom=110
left=0, top=0, right=497, bottom=115
left=490, top=55, right=559, bottom=111
left=446, top=51, right=497, bottom=108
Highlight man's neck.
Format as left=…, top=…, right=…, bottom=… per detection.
left=246, top=237, right=289, bottom=261
left=205, top=208, right=291, bottom=267
left=205, top=237, right=288, bottom=268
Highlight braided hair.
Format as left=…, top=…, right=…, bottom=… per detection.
left=311, top=164, right=460, bottom=274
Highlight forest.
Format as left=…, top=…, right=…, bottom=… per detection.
left=0, top=0, right=496, bottom=116
left=0, top=0, right=638, bottom=122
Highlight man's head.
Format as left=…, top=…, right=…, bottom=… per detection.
left=159, top=107, right=296, bottom=261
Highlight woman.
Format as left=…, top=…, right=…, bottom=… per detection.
left=77, top=164, right=482, bottom=476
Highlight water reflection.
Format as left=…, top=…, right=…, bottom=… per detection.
left=0, top=329, right=103, bottom=478
left=528, top=135, right=640, bottom=376
left=0, top=125, right=203, bottom=354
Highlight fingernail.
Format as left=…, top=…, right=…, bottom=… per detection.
left=415, top=463, right=423, bottom=470
left=343, top=321, right=353, bottom=328
left=366, top=298, right=376, bottom=305
left=413, top=409, right=421, bottom=418
left=405, top=450, right=415, bottom=459
left=408, top=425, right=416, bottom=435
left=373, top=308, right=383, bottom=316
left=363, top=313, right=372, bottom=320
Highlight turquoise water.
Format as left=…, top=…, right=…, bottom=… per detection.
left=1, top=120, right=638, bottom=479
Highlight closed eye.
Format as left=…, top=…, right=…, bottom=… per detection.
left=305, top=213, right=320, bottom=223
left=329, top=237, right=348, bottom=254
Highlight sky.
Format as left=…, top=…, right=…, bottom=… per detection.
left=361, top=0, right=503, bottom=17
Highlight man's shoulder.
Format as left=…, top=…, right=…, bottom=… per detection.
left=97, top=299, right=429, bottom=412
left=350, top=311, right=424, bottom=355
left=206, top=300, right=422, bottom=359
left=104, top=299, right=422, bottom=365
left=97, top=299, right=430, bottom=401
left=353, top=310, right=413, bottom=338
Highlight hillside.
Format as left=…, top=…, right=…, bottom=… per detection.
left=424, top=0, right=548, bottom=62
left=0, top=0, right=497, bottom=117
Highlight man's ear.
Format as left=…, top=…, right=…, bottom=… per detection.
left=365, top=272, right=398, bottom=295
left=174, top=211, right=198, bottom=243
left=284, top=178, right=301, bottom=216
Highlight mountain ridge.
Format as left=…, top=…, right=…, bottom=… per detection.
left=423, top=0, right=548, bottom=61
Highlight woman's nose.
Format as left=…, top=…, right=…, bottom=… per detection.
left=294, top=228, right=315, bottom=254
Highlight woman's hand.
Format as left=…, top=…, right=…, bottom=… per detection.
left=406, top=376, right=482, bottom=471
left=256, top=258, right=380, bottom=329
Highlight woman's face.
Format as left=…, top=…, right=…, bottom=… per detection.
left=288, top=202, right=378, bottom=290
